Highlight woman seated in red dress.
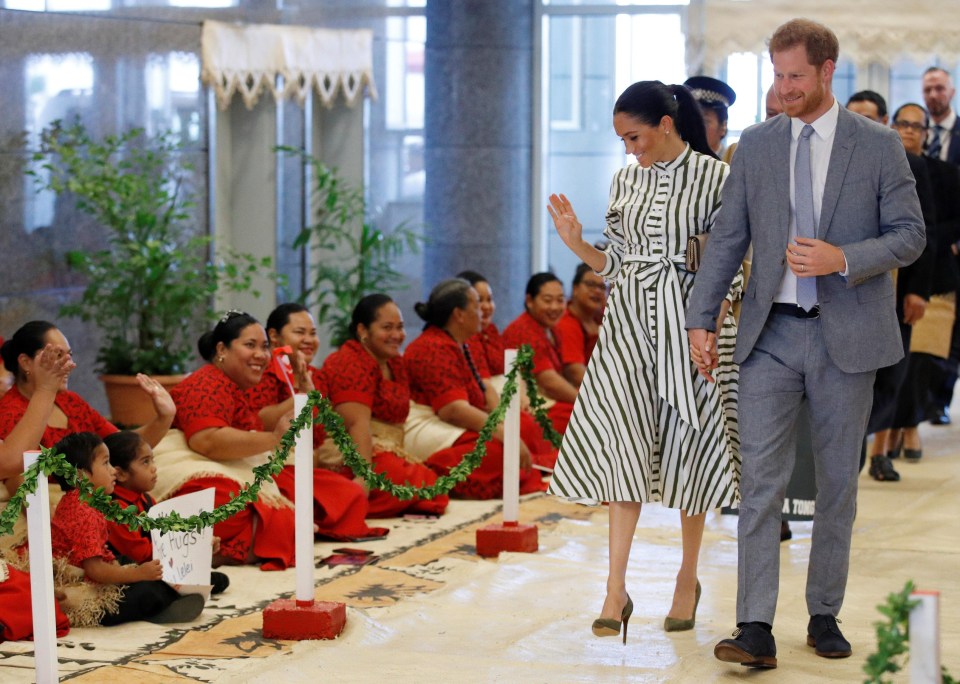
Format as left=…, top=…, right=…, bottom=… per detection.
left=405, top=278, right=548, bottom=499
left=0, top=321, right=175, bottom=450
left=0, top=344, right=74, bottom=641
left=554, top=263, right=607, bottom=389
left=502, top=273, right=577, bottom=434
left=161, top=311, right=376, bottom=571
left=456, top=271, right=506, bottom=377
left=250, top=301, right=445, bottom=519
left=316, top=296, right=449, bottom=517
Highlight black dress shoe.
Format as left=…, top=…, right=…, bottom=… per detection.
left=807, top=614, right=852, bottom=658
left=715, top=622, right=777, bottom=668
left=780, top=521, right=792, bottom=542
left=928, top=407, right=951, bottom=425
left=869, top=455, right=900, bottom=482
left=903, top=448, right=923, bottom=463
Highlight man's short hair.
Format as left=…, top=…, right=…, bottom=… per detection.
left=768, top=19, right=839, bottom=68
left=924, top=66, right=951, bottom=79
left=847, top=90, right=887, bottom=119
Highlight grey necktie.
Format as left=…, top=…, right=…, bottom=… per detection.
left=795, top=124, right=818, bottom=311
left=927, top=124, right=943, bottom=159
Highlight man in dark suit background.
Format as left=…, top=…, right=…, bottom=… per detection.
left=922, top=67, right=960, bottom=424
left=686, top=19, right=925, bottom=670
left=846, top=90, right=934, bottom=482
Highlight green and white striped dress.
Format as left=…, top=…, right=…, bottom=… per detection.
left=548, top=145, right=741, bottom=514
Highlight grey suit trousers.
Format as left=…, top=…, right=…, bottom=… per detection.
left=736, top=310, right=875, bottom=624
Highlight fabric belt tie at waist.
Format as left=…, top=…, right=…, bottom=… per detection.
left=622, top=253, right=701, bottom=431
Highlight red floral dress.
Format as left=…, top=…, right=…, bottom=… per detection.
left=319, top=340, right=448, bottom=517
left=170, top=364, right=301, bottom=569
left=466, top=323, right=506, bottom=377
left=502, top=311, right=575, bottom=435
left=245, top=358, right=384, bottom=534
left=405, top=326, right=547, bottom=499
left=51, top=489, right=116, bottom=568
left=0, top=385, right=118, bottom=447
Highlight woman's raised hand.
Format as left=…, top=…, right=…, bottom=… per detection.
left=136, top=373, right=176, bottom=419
left=33, top=344, right=75, bottom=394
left=547, top=193, right=583, bottom=248
left=288, top=350, right=315, bottom=393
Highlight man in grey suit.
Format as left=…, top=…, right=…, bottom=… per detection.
left=686, top=19, right=925, bottom=670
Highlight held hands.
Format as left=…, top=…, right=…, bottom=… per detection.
left=547, top=193, right=584, bottom=249
left=136, top=374, right=176, bottom=419
left=688, top=329, right=718, bottom=382
left=273, top=410, right=294, bottom=441
left=33, top=344, right=76, bottom=394
left=786, top=238, right=846, bottom=277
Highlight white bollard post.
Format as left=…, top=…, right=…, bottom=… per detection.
left=909, top=590, right=940, bottom=684
left=24, top=450, right=58, bottom=683
left=502, top=350, right=520, bottom=524
left=294, top=394, right=315, bottom=604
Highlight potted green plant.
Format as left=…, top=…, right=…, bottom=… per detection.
left=30, top=120, right=272, bottom=425
left=280, top=147, right=423, bottom=346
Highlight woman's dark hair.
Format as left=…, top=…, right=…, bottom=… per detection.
left=265, top=303, right=310, bottom=336
left=0, top=320, right=57, bottom=382
left=892, top=102, right=929, bottom=127
left=104, top=430, right=145, bottom=471
left=572, top=263, right=594, bottom=286
left=456, top=270, right=489, bottom=287
left=525, top=272, right=562, bottom=300
left=414, top=278, right=472, bottom=329
left=349, top=294, right=395, bottom=341
left=197, top=310, right=261, bottom=362
left=614, top=81, right=717, bottom=159
left=53, top=431, right=104, bottom=490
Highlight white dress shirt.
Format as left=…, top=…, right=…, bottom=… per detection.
left=774, top=97, right=840, bottom=305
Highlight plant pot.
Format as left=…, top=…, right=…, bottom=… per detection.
left=100, top=374, right=187, bottom=428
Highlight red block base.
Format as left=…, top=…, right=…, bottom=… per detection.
left=262, top=599, right=346, bottom=640
left=475, top=522, right=539, bottom=558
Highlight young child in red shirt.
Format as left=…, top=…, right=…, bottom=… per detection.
left=105, top=431, right=229, bottom=594
left=51, top=432, right=205, bottom=626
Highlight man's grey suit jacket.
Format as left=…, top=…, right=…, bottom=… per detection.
left=686, top=106, right=926, bottom=374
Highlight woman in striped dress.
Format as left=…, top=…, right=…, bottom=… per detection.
left=546, top=80, right=741, bottom=639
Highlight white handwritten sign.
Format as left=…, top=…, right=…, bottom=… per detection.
left=150, top=489, right=214, bottom=595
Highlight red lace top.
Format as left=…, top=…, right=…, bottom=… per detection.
left=106, top=485, right=156, bottom=564
left=51, top=489, right=115, bottom=567
left=405, top=326, right=485, bottom=412
left=465, top=323, right=505, bottom=377
left=555, top=308, right=599, bottom=367
left=502, top=311, right=563, bottom=375
left=170, top=364, right=263, bottom=441
left=0, top=385, right=118, bottom=448
left=319, top=340, right=410, bottom=425
left=245, top=357, right=328, bottom=444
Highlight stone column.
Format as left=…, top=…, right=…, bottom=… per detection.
left=424, top=0, right=533, bottom=325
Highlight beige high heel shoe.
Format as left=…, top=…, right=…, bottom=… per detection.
left=664, top=581, right=701, bottom=632
left=592, top=595, right=634, bottom=644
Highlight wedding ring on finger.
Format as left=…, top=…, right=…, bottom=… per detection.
left=800, top=264, right=805, bottom=273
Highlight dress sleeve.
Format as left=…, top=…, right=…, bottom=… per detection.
left=172, top=368, right=235, bottom=441
left=61, top=391, right=119, bottom=439
left=52, top=494, right=114, bottom=567
left=324, top=346, right=377, bottom=408
left=408, top=337, right=471, bottom=412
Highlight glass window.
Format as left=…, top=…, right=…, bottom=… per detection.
left=5, top=0, right=112, bottom=9
left=146, top=53, right=202, bottom=142
left=24, top=53, right=95, bottom=232
left=385, top=15, right=425, bottom=130
left=545, top=0, right=688, bottom=5
left=541, top=8, right=687, bottom=278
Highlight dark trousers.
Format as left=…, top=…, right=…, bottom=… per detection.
left=100, top=580, right=179, bottom=626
